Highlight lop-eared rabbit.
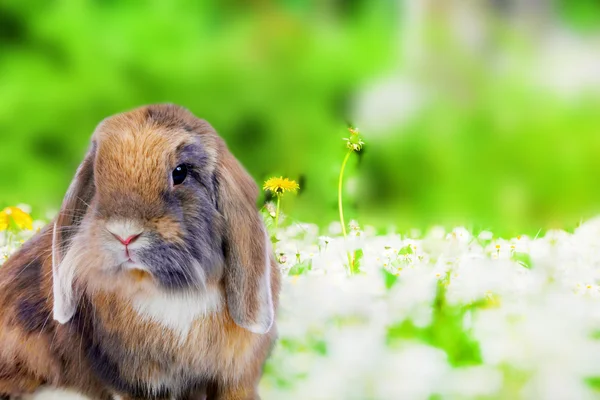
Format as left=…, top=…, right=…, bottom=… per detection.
left=0, top=105, right=280, bottom=400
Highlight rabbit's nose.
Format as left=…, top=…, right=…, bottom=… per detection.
left=105, top=219, right=144, bottom=246
left=111, top=233, right=141, bottom=246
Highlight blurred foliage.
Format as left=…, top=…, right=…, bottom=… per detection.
left=1, top=0, right=600, bottom=237
left=367, top=88, right=600, bottom=237
left=387, top=278, right=482, bottom=368
left=0, top=0, right=398, bottom=218
left=557, top=0, right=600, bottom=30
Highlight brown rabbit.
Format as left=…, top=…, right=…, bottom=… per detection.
left=0, top=104, right=280, bottom=400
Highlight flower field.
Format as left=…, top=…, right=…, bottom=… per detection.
left=3, top=205, right=600, bottom=399
left=259, top=219, right=600, bottom=399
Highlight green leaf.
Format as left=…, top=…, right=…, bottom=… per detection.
left=288, top=263, right=309, bottom=276
left=587, top=376, right=600, bottom=392
left=386, top=281, right=483, bottom=367
left=399, top=244, right=414, bottom=255
left=352, top=248, right=364, bottom=273
left=512, top=251, right=533, bottom=269
left=382, top=268, right=399, bottom=290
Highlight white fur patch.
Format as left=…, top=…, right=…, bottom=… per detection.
left=238, top=227, right=275, bottom=335
left=26, top=387, right=90, bottom=400
left=52, top=222, right=79, bottom=324
left=131, top=287, right=223, bottom=339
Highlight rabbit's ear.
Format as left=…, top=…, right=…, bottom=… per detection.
left=52, top=144, right=96, bottom=324
left=216, top=142, right=274, bottom=334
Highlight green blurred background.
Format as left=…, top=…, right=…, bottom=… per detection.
left=1, top=0, right=600, bottom=237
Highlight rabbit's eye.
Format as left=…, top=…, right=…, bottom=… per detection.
left=172, top=164, right=188, bottom=185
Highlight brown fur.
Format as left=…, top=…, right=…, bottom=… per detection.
left=0, top=105, right=281, bottom=399
left=0, top=229, right=112, bottom=399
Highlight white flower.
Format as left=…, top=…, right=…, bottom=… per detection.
left=478, top=230, right=493, bottom=241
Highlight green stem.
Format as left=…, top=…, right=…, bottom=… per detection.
left=338, top=150, right=352, bottom=238
left=275, top=195, right=281, bottom=229
left=6, top=229, right=12, bottom=250
left=338, top=150, right=354, bottom=273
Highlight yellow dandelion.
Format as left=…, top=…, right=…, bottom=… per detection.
left=0, top=206, right=33, bottom=231
left=263, top=177, right=299, bottom=229
left=263, top=177, right=299, bottom=195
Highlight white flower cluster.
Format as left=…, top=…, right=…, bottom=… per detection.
left=5, top=214, right=600, bottom=399
left=261, top=218, right=600, bottom=400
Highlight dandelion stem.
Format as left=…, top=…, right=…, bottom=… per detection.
left=275, top=195, right=281, bottom=229
left=338, top=150, right=354, bottom=273
left=338, top=150, right=352, bottom=238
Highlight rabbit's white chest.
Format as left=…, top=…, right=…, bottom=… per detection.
left=130, top=287, right=224, bottom=338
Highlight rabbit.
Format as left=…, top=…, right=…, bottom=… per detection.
left=0, top=104, right=280, bottom=400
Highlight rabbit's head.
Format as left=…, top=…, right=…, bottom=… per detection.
left=51, top=104, right=274, bottom=334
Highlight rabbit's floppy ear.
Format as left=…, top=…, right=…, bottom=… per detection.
left=52, top=144, right=96, bottom=324
left=216, top=142, right=274, bottom=334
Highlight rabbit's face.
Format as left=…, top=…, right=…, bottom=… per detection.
left=53, top=105, right=276, bottom=334
left=80, top=123, right=224, bottom=291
